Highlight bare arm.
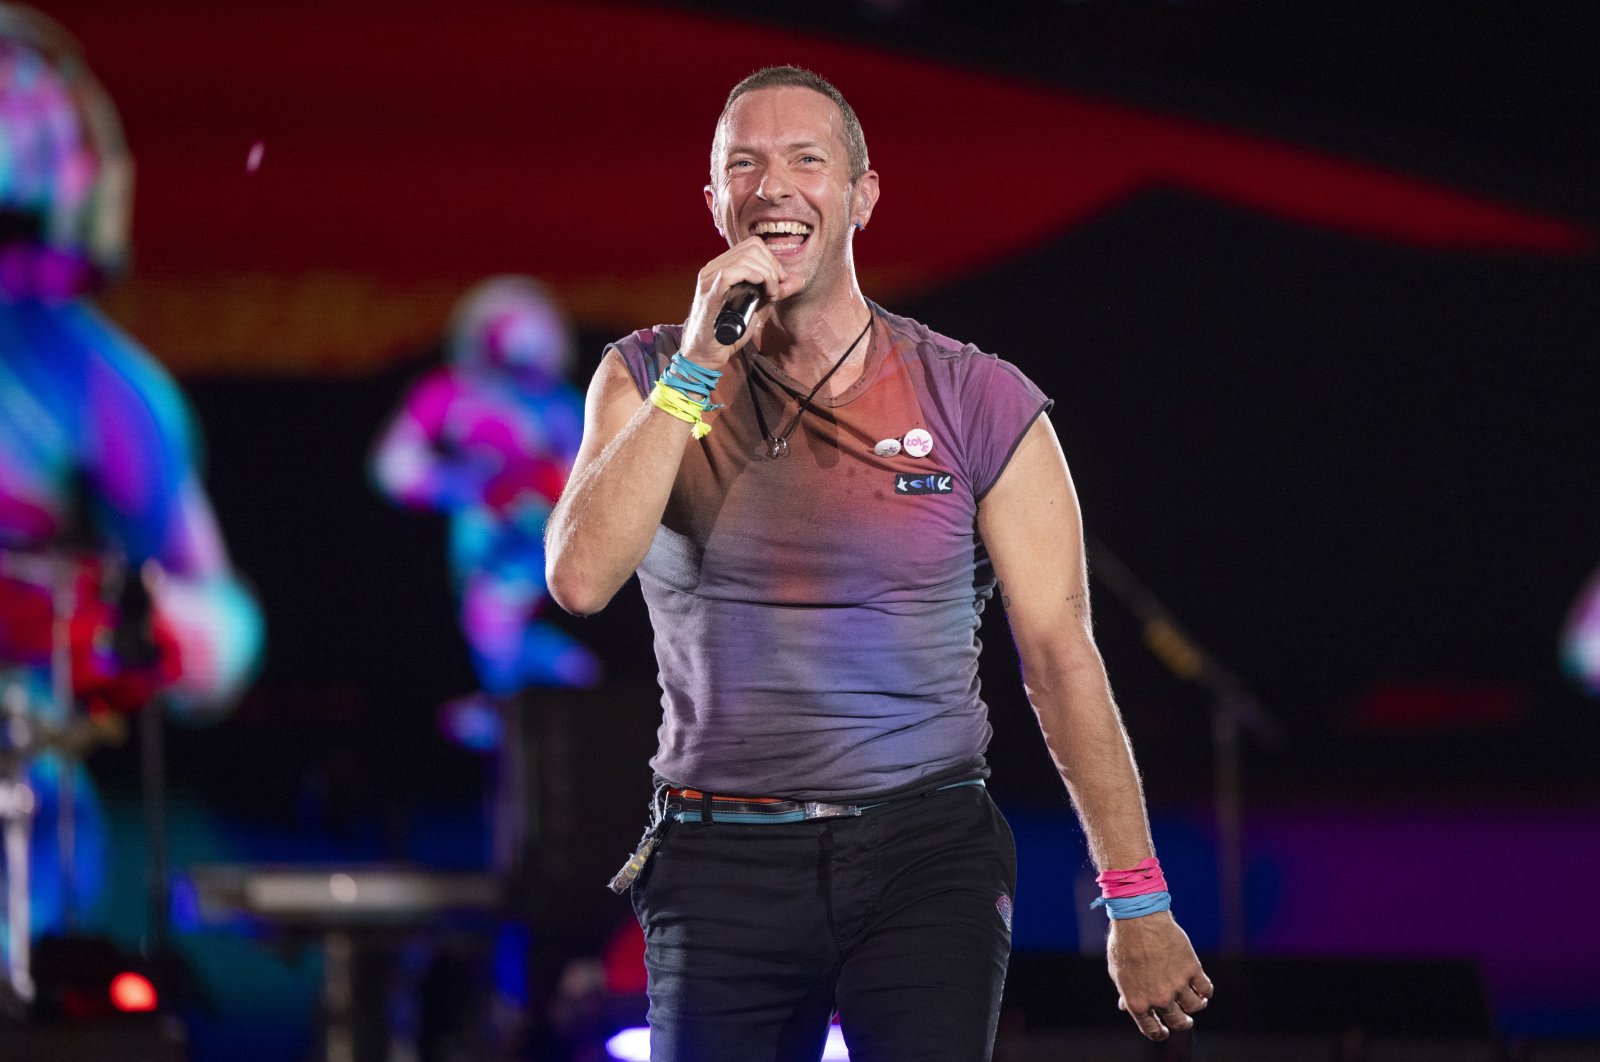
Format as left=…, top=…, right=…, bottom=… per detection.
left=543, top=352, right=698, bottom=615
left=545, top=236, right=801, bottom=615
left=979, top=414, right=1212, bottom=1040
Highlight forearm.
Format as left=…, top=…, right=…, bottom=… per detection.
left=981, top=418, right=1211, bottom=1035
left=1022, top=644, right=1155, bottom=871
left=544, top=397, right=695, bottom=614
left=547, top=237, right=805, bottom=614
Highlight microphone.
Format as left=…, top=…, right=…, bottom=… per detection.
left=713, top=282, right=762, bottom=346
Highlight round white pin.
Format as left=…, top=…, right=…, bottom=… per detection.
left=874, top=438, right=902, bottom=457
left=903, top=428, right=934, bottom=458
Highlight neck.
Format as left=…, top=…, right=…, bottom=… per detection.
left=749, top=279, right=871, bottom=386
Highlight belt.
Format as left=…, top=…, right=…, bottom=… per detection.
left=663, top=779, right=984, bottom=825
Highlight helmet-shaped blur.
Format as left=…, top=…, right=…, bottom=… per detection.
left=447, top=275, right=575, bottom=383
left=0, top=4, right=131, bottom=288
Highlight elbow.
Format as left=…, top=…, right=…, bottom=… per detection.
left=1017, top=637, right=1107, bottom=697
left=544, top=503, right=640, bottom=616
left=545, top=559, right=615, bottom=618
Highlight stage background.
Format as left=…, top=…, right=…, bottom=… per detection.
left=27, top=0, right=1600, bottom=1054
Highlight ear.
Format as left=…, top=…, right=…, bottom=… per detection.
left=851, top=169, right=880, bottom=230
left=705, top=184, right=726, bottom=240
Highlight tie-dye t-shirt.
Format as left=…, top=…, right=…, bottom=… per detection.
left=610, top=305, right=1051, bottom=801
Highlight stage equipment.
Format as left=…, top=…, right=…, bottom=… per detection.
left=1, top=549, right=155, bottom=1008
left=0, top=932, right=184, bottom=1062
left=184, top=864, right=503, bottom=1062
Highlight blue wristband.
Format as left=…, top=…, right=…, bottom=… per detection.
left=661, top=351, right=723, bottom=408
left=1091, top=891, right=1172, bottom=920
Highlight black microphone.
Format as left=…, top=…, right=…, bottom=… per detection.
left=713, top=282, right=762, bottom=346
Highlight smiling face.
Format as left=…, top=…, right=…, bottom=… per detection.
left=705, top=85, right=877, bottom=305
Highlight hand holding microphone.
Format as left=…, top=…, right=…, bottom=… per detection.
left=682, top=237, right=801, bottom=364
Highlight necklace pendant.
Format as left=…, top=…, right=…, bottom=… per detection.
left=743, top=310, right=872, bottom=466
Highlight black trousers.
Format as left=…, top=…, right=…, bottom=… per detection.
left=630, top=782, right=1017, bottom=1062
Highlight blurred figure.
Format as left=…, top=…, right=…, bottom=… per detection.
left=1562, top=565, right=1600, bottom=695
left=0, top=0, right=263, bottom=992
left=373, top=278, right=600, bottom=1059
left=372, top=276, right=599, bottom=730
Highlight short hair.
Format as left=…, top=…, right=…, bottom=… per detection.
left=711, top=65, right=870, bottom=183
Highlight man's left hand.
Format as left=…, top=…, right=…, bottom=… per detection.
left=1106, top=912, right=1213, bottom=1041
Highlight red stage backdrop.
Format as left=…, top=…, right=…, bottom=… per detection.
left=44, top=0, right=1588, bottom=375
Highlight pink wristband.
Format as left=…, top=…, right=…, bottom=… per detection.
left=1095, top=856, right=1167, bottom=899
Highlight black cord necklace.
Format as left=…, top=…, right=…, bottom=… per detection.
left=744, top=311, right=874, bottom=460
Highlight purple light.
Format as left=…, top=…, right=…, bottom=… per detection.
left=604, top=1028, right=648, bottom=1060
left=606, top=1025, right=853, bottom=1060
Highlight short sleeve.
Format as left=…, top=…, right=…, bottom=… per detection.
left=960, top=352, right=1052, bottom=500
left=608, top=326, right=681, bottom=401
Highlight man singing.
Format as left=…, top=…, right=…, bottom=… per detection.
left=545, top=65, right=1210, bottom=1061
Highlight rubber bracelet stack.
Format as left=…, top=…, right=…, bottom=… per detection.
left=651, top=381, right=713, bottom=439
left=651, top=351, right=723, bottom=439
left=1089, top=856, right=1173, bottom=921
left=662, top=351, right=723, bottom=407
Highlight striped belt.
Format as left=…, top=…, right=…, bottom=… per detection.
left=663, top=779, right=984, bottom=825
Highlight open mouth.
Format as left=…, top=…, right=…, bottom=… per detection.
left=753, top=219, right=812, bottom=252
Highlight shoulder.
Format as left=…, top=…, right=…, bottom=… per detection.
left=606, top=324, right=684, bottom=397
left=875, top=305, right=1052, bottom=496
left=607, top=323, right=684, bottom=362
left=875, top=305, right=1042, bottom=396
left=606, top=324, right=685, bottom=400
left=876, top=305, right=974, bottom=362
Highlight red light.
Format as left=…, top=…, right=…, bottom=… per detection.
left=109, top=972, right=158, bottom=1012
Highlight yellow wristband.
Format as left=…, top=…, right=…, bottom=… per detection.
left=650, top=380, right=713, bottom=439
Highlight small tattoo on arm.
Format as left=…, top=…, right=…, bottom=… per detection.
left=997, top=581, right=1013, bottom=611
left=1066, top=590, right=1089, bottom=623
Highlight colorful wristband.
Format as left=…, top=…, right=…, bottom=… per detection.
left=1092, top=891, right=1173, bottom=920
left=1089, top=856, right=1170, bottom=919
left=661, top=351, right=723, bottom=407
left=650, top=380, right=713, bottom=439
left=1094, top=856, right=1168, bottom=899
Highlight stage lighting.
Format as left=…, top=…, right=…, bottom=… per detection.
left=605, top=1024, right=854, bottom=1060
left=107, top=972, right=157, bottom=1013
left=28, top=935, right=173, bottom=1022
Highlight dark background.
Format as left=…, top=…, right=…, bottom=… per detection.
left=35, top=0, right=1600, bottom=1050
left=108, top=0, right=1597, bottom=807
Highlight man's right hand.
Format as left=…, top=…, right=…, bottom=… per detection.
left=680, top=237, right=805, bottom=367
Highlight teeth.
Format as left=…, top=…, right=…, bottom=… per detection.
left=754, top=220, right=812, bottom=236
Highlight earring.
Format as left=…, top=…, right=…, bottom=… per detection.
left=852, top=221, right=865, bottom=231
